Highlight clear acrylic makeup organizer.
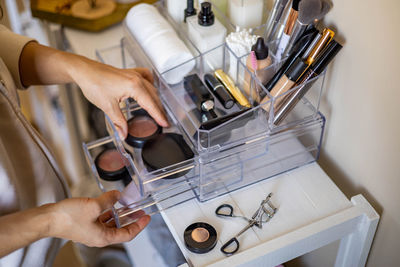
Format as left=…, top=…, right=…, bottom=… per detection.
left=83, top=0, right=327, bottom=227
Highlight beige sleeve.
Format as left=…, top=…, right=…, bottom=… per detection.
left=0, top=25, right=37, bottom=89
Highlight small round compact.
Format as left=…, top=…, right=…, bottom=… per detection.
left=125, top=109, right=162, bottom=148
left=184, top=222, right=217, bottom=254
left=141, top=133, right=194, bottom=179
left=94, top=148, right=132, bottom=186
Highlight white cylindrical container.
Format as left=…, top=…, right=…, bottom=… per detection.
left=126, top=4, right=195, bottom=84
left=228, top=0, right=264, bottom=29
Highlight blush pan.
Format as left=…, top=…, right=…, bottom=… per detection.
left=95, top=148, right=132, bottom=186
left=125, top=109, right=162, bottom=148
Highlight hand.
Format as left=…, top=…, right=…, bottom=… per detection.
left=48, top=191, right=150, bottom=247
left=19, top=42, right=168, bottom=139
left=71, top=59, right=169, bottom=138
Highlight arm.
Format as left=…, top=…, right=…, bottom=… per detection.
left=0, top=191, right=149, bottom=257
left=19, top=42, right=168, bottom=138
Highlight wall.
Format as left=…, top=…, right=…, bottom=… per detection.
left=292, top=0, right=400, bottom=266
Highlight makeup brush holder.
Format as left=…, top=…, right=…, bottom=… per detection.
left=82, top=1, right=327, bottom=227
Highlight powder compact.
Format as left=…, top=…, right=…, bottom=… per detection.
left=94, top=148, right=132, bottom=186
left=184, top=222, right=217, bottom=254
left=125, top=109, right=162, bottom=148
left=142, top=133, right=194, bottom=179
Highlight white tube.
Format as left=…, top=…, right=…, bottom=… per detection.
left=126, top=4, right=195, bottom=84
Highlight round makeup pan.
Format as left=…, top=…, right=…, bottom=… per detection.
left=125, top=109, right=162, bottom=148
left=141, top=133, right=194, bottom=179
left=95, top=148, right=132, bottom=186
left=184, top=222, right=217, bottom=254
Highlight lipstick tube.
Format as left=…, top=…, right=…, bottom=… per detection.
left=184, top=74, right=215, bottom=112
left=214, top=69, right=251, bottom=108
left=274, top=40, right=342, bottom=125
left=204, top=73, right=235, bottom=109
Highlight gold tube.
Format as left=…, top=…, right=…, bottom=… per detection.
left=214, top=69, right=251, bottom=108
left=305, top=28, right=335, bottom=65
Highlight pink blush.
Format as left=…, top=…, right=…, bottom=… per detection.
left=97, top=149, right=125, bottom=172
left=128, top=116, right=158, bottom=138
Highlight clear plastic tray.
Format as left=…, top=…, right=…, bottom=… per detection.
left=84, top=0, right=328, bottom=227
left=83, top=106, right=325, bottom=227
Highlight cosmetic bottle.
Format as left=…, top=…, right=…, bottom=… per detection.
left=273, top=40, right=342, bottom=125
left=184, top=0, right=196, bottom=22
left=187, top=2, right=227, bottom=72
left=167, top=0, right=186, bottom=24
left=260, top=58, right=308, bottom=112
left=228, top=0, right=264, bottom=29
left=244, top=37, right=273, bottom=102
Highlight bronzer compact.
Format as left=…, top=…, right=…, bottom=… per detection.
left=184, top=222, right=217, bottom=254
left=142, top=133, right=194, bottom=179
left=94, top=148, right=132, bottom=186
left=125, top=109, right=162, bottom=148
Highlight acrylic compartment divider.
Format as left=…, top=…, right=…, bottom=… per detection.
left=82, top=1, right=328, bottom=227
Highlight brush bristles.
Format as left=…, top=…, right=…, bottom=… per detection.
left=315, top=0, right=332, bottom=21
left=298, top=0, right=325, bottom=25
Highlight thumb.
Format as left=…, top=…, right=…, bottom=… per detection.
left=107, top=101, right=128, bottom=140
left=95, top=190, right=121, bottom=213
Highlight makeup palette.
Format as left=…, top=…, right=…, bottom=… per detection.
left=125, top=109, right=162, bottom=148
left=142, top=133, right=194, bottom=179
left=95, top=148, right=132, bottom=186
left=184, top=222, right=217, bottom=254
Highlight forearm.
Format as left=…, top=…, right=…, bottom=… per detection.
left=0, top=204, right=55, bottom=257
left=19, top=41, right=91, bottom=86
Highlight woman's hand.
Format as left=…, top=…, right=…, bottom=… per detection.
left=20, top=42, right=169, bottom=139
left=70, top=60, right=169, bottom=138
left=0, top=191, right=149, bottom=256
left=48, top=190, right=150, bottom=247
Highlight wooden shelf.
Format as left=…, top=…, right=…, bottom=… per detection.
left=30, top=0, right=157, bottom=32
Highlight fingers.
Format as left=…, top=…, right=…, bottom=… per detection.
left=124, top=69, right=168, bottom=127
left=134, top=85, right=168, bottom=126
left=99, top=210, right=114, bottom=223
left=107, top=101, right=128, bottom=139
left=95, top=190, right=121, bottom=213
left=102, top=215, right=151, bottom=245
left=141, top=79, right=165, bottom=117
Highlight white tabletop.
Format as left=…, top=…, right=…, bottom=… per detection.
left=159, top=162, right=352, bottom=267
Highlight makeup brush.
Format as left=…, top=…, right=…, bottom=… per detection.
left=284, top=0, right=332, bottom=56
left=264, top=0, right=290, bottom=42
left=275, top=0, right=301, bottom=60
left=261, top=27, right=318, bottom=96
